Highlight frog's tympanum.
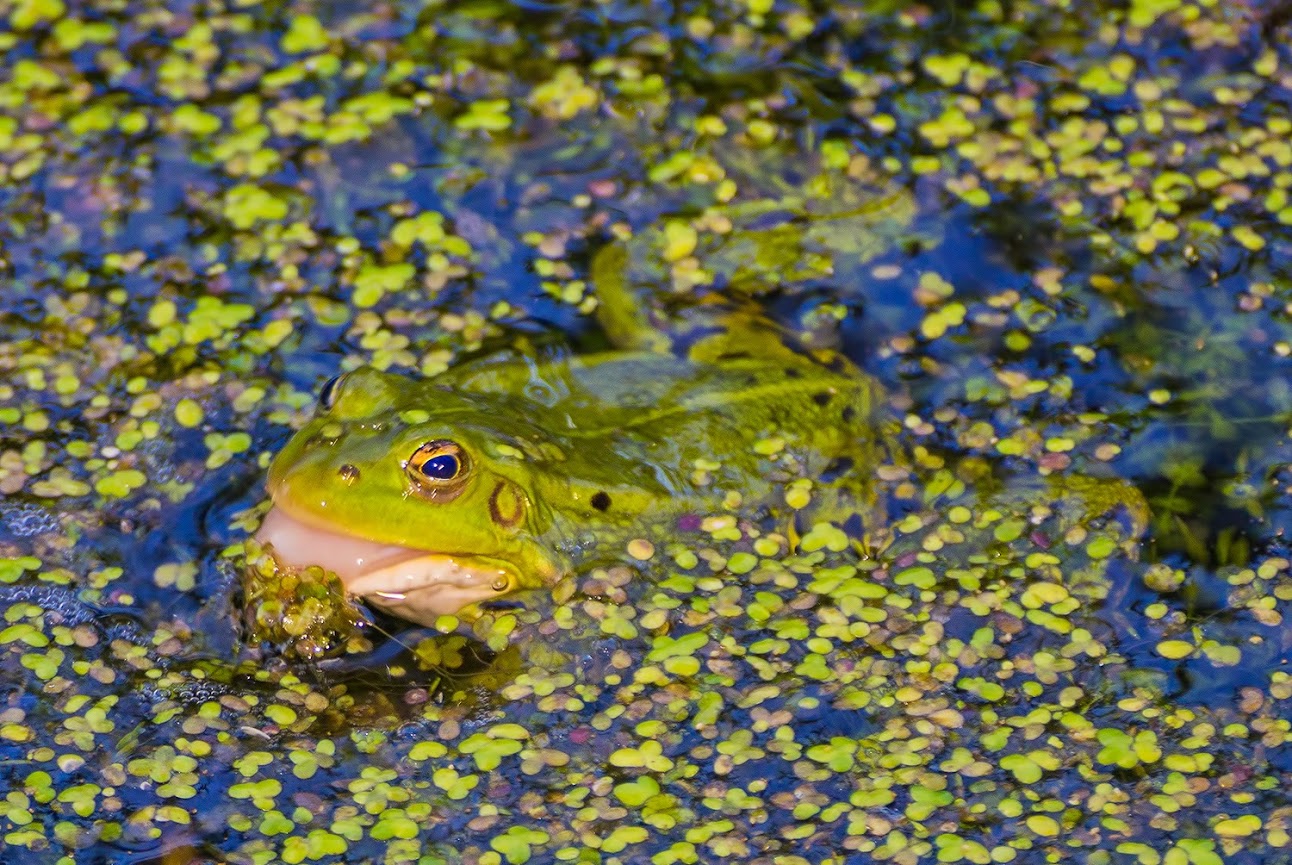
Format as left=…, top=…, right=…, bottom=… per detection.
left=255, top=243, right=898, bottom=626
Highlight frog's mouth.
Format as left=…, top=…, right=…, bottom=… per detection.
left=253, top=507, right=516, bottom=626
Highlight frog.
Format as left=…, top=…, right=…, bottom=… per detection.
left=254, top=242, right=900, bottom=627
left=252, top=168, right=1149, bottom=636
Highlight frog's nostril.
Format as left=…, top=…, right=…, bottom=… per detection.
left=338, top=464, right=361, bottom=485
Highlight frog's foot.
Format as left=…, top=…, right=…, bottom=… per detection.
left=788, top=482, right=892, bottom=558
left=982, top=473, right=1149, bottom=545
left=1048, top=474, right=1150, bottom=539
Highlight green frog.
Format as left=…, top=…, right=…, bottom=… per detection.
left=255, top=243, right=898, bottom=627
left=253, top=173, right=1148, bottom=637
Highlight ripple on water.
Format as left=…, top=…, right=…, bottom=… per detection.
left=0, top=501, right=61, bottom=538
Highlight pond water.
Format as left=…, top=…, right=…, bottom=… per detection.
left=2, top=1, right=1292, bottom=863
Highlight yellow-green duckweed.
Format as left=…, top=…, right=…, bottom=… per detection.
left=1, top=0, right=1292, bottom=863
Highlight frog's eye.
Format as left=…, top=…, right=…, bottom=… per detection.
left=318, top=374, right=344, bottom=411
left=420, top=452, right=460, bottom=480
left=407, top=440, right=468, bottom=494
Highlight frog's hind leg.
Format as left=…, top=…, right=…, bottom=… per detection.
left=590, top=243, right=673, bottom=354
left=591, top=240, right=802, bottom=360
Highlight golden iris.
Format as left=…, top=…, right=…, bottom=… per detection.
left=407, top=440, right=468, bottom=496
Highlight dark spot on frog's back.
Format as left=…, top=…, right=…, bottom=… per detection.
left=591, top=491, right=611, bottom=512
left=338, top=464, right=360, bottom=485
left=841, top=406, right=856, bottom=422
left=812, top=391, right=833, bottom=406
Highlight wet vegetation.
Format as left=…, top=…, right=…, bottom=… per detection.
left=2, top=0, right=1292, bottom=862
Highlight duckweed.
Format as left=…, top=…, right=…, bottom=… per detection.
left=1, top=0, right=1292, bottom=862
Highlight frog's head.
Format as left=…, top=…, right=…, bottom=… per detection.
left=255, top=368, right=562, bottom=625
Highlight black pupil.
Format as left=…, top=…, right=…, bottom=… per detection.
left=421, top=454, right=459, bottom=480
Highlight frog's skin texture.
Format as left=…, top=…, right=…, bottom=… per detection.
left=256, top=253, right=895, bottom=625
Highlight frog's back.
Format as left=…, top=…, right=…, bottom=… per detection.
left=566, top=351, right=883, bottom=456
left=425, top=240, right=897, bottom=527
left=440, top=341, right=892, bottom=528
left=442, top=344, right=882, bottom=448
